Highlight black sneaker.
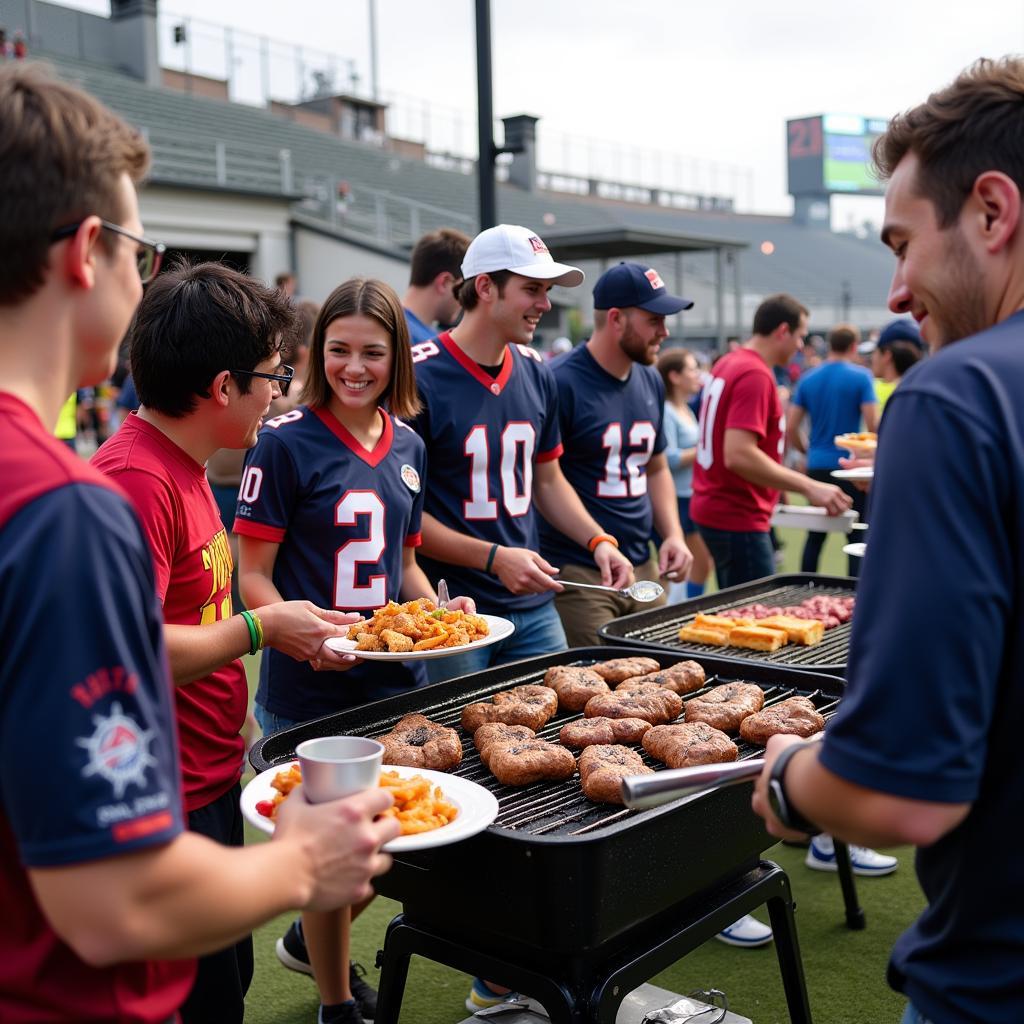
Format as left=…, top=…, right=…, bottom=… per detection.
left=349, top=961, right=378, bottom=1020
left=318, top=1001, right=364, bottom=1024
left=275, top=918, right=313, bottom=976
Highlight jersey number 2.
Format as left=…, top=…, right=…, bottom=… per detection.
left=334, top=491, right=386, bottom=609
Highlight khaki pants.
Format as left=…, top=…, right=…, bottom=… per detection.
left=553, top=553, right=667, bottom=648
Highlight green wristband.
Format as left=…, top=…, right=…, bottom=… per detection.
left=484, top=543, right=499, bottom=574
left=240, top=610, right=259, bottom=656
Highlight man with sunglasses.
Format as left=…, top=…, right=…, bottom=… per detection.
left=92, top=261, right=362, bottom=1023
left=0, top=65, right=398, bottom=1024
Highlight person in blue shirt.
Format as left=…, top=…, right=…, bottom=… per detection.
left=787, top=323, right=878, bottom=575
left=752, top=56, right=1024, bottom=1024
left=402, top=227, right=470, bottom=344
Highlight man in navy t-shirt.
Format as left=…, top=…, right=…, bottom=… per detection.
left=402, top=227, right=470, bottom=343
left=787, top=323, right=878, bottom=575
left=752, top=57, right=1024, bottom=1024
left=540, top=262, right=693, bottom=645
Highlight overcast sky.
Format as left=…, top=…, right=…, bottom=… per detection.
left=53, top=0, right=1024, bottom=225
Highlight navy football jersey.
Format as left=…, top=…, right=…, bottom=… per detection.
left=234, top=405, right=428, bottom=721
left=540, top=344, right=666, bottom=567
left=410, top=331, right=562, bottom=613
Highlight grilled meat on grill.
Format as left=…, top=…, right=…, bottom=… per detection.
left=472, top=723, right=536, bottom=754
left=643, top=722, right=738, bottom=768
left=578, top=744, right=653, bottom=804
left=739, top=696, right=825, bottom=744
left=542, top=665, right=611, bottom=711
left=476, top=734, right=577, bottom=785
left=462, top=684, right=560, bottom=733
left=590, top=657, right=661, bottom=683
left=618, top=660, right=706, bottom=695
left=559, top=716, right=652, bottom=749
left=585, top=683, right=681, bottom=724
left=683, top=682, right=765, bottom=733
left=379, top=713, right=463, bottom=771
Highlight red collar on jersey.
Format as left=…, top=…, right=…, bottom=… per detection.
left=313, top=406, right=393, bottom=467
left=440, top=331, right=514, bottom=396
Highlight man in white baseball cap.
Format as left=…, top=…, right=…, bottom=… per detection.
left=460, top=223, right=585, bottom=287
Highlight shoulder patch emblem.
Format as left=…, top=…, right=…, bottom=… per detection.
left=400, top=464, right=421, bottom=492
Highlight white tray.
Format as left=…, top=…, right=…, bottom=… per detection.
left=771, top=504, right=860, bottom=534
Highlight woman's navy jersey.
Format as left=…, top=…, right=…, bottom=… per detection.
left=409, top=332, right=563, bottom=614
left=234, top=405, right=428, bottom=721
left=540, top=343, right=667, bottom=568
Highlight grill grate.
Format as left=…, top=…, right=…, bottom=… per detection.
left=354, top=658, right=841, bottom=838
left=600, top=577, right=856, bottom=671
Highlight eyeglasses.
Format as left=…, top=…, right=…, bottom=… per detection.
left=229, top=364, right=295, bottom=396
left=50, top=219, right=167, bottom=284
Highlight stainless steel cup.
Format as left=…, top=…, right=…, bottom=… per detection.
left=295, top=736, right=384, bottom=804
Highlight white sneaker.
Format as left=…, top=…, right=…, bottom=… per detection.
left=805, top=834, right=898, bottom=877
left=715, top=914, right=773, bottom=947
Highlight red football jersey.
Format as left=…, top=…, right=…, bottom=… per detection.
left=690, top=349, right=784, bottom=532
left=93, top=414, right=246, bottom=812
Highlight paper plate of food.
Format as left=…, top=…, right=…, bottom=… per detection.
left=323, top=598, right=513, bottom=661
left=241, top=762, right=500, bottom=852
left=834, top=431, right=877, bottom=455
left=831, top=466, right=874, bottom=481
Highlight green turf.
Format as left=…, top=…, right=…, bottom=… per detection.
left=243, top=517, right=899, bottom=1022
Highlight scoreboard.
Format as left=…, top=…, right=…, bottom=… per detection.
left=787, top=114, right=889, bottom=198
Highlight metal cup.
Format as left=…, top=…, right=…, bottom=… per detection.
left=295, top=736, right=384, bottom=804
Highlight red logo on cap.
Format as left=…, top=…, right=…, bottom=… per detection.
left=645, top=269, right=665, bottom=290
left=528, top=236, right=549, bottom=255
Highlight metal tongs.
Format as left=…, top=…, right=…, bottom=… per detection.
left=620, top=760, right=765, bottom=810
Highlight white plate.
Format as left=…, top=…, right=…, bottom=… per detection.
left=241, top=762, right=499, bottom=852
left=831, top=467, right=874, bottom=481
left=322, top=613, right=514, bottom=661
left=842, top=542, right=867, bottom=557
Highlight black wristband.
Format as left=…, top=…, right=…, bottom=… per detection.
left=484, top=543, right=499, bottom=574
left=767, top=742, right=821, bottom=835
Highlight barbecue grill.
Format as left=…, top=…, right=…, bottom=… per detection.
left=598, top=574, right=857, bottom=674
left=251, top=647, right=846, bottom=1023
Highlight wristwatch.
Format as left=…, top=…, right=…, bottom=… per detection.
left=767, top=742, right=821, bottom=835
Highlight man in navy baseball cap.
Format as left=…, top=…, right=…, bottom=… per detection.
left=593, top=261, right=693, bottom=316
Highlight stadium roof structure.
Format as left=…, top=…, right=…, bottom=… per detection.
left=538, top=226, right=746, bottom=262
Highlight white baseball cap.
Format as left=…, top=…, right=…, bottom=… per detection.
left=461, top=224, right=584, bottom=287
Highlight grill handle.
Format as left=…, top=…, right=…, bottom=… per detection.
left=620, top=759, right=765, bottom=810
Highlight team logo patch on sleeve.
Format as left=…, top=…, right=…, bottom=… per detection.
left=77, top=701, right=158, bottom=799
left=400, top=464, right=421, bottom=492
left=645, top=268, right=665, bottom=290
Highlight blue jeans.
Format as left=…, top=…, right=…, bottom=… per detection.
left=696, top=524, right=774, bottom=589
left=424, top=600, right=567, bottom=684
left=253, top=704, right=302, bottom=738
left=900, top=1004, right=934, bottom=1024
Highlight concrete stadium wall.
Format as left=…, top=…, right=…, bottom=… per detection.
left=293, top=227, right=408, bottom=303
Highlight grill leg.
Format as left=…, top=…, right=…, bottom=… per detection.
left=832, top=840, right=867, bottom=929
left=373, top=912, right=584, bottom=1023
left=765, top=872, right=814, bottom=1024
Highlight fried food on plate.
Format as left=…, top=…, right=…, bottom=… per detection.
left=347, top=598, right=490, bottom=653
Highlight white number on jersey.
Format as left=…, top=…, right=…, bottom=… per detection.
left=264, top=409, right=304, bottom=430
left=463, top=423, right=537, bottom=520
left=411, top=340, right=440, bottom=364
left=238, top=466, right=264, bottom=504
left=597, top=422, right=657, bottom=498
left=334, top=491, right=386, bottom=609
left=696, top=376, right=726, bottom=471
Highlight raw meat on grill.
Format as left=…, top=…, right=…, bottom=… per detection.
left=542, top=665, right=611, bottom=711
left=618, top=660, right=706, bottom=695
left=578, top=744, right=653, bottom=805
left=725, top=594, right=854, bottom=630
left=379, top=713, right=463, bottom=771
left=461, top=684, right=559, bottom=733
left=589, top=657, right=661, bottom=683
left=643, top=722, right=738, bottom=768
left=739, top=696, right=825, bottom=744
left=683, top=683, right=765, bottom=732
left=559, top=716, right=652, bottom=749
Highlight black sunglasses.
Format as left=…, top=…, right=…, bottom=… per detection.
left=230, top=364, right=295, bottom=396
left=51, top=219, right=166, bottom=284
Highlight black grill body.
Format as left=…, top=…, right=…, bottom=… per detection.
left=598, top=574, right=856, bottom=674
left=250, top=646, right=842, bottom=954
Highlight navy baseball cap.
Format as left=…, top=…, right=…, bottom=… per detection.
left=859, top=318, right=924, bottom=355
left=593, top=262, right=694, bottom=315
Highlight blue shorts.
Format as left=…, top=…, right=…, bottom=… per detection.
left=677, top=494, right=695, bottom=535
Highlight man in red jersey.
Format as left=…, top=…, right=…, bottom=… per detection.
left=0, top=63, right=397, bottom=1024
left=93, top=261, right=367, bottom=1023
left=691, top=293, right=852, bottom=588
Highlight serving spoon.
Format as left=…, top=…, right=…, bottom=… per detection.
left=554, top=578, right=665, bottom=602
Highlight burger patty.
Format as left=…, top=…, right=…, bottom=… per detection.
left=683, top=682, right=765, bottom=732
